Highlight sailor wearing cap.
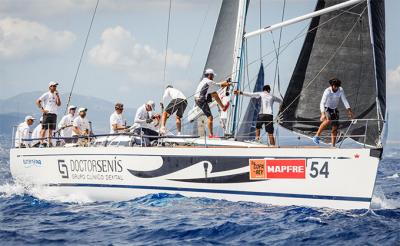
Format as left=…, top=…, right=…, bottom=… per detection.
left=160, top=85, right=187, bottom=135
left=72, top=108, right=91, bottom=142
left=110, top=103, right=127, bottom=134
left=58, top=105, right=77, bottom=143
left=14, top=115, right=35, bottom=148
left=132, top=100, right=156, bottom=130
left=194, top=68, right=231, bottom=138
left=35, top=81, right=61, bottom=147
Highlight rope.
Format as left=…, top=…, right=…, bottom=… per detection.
left=163, top=2, right=365, bottom=134
left=259, top=6, right=368, bottom=141
left=65, top=0, right=99, bottom=114
left=162, top=0, right=172, bottom=84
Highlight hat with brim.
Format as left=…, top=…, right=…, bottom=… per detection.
left=146, top=100, right=155, bottom=110
left=25, top=115, right=35, bottom=121
left=49, top=81, right=59, bottom=87
left=78, top=107, right=87, bottom=113
left=204, top=68, right=216, bottom=76
left=68, top=105, right=77, bottom=111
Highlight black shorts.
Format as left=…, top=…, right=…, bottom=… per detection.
left=165, top=98, right=187, bottom=118
left=42, top=113, right=57, bottom=130
left=256, top=114, right=274, bottom=134
left=195, top=99, right=212, bottom=118
left=324, top=107, right=339, bottom=126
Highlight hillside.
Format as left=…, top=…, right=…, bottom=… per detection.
left=0, top=92, right=135, bottom=135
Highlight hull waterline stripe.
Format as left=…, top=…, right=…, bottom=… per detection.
left=49, top=183, right=371, bottom=202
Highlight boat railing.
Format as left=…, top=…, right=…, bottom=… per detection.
left=11, top=118, right=384, bottom=149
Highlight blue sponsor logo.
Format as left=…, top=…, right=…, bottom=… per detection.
left=23, top=159, right=42, bottom=167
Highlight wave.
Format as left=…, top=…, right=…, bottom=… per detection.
left=0, top=182, right=93, bottom=204
left=370, top=186, right=400, bottom=210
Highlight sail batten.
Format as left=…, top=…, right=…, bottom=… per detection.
left=279, top=0, right=386, bottom=147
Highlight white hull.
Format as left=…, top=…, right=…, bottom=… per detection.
left=10, top=145, right=381, bottom=210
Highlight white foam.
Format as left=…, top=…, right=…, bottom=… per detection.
left=370, top=186, right=400, bottom=210
left=384, top=173, right=399, bottom=179
left=0, top=182, right=94, bottom=204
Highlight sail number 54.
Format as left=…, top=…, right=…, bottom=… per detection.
left=309, top=161, right=329, bottom=178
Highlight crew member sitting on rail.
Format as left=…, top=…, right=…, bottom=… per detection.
left=131, top=100, right=159, bottom=145
left=35, top=81, right=61, bottom=147
left=160, top=85, right=187, bottom=135
left=14, top=115, right=35, bottom=148
left=194, top=68, right=231, bottom=138
left=234, top=85, right=282, bottom=145
left=312, top=78, right=354, bottom=147
left=72, top=107, right=91, bottom=145
left=110, top=103, right=128, bottom=134
left=58, top=105, right=77, bottom=144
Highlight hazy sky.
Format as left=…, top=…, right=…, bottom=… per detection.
left=1, top=0, right=399, bottom=138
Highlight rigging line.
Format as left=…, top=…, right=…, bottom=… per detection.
left=162, top=0, right=172, bottom=84
left=165, top=3, right=363, bottom=133
left=65, top=0, right=100, bottom=114
left=272, top=0, right=286, bottom=98
left=184, top=1, right=211, bottom=80
left=259, top=0, right=262, bottom=61
left=259, top=7, right=368, bottom=140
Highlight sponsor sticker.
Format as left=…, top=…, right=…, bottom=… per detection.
left=266, top=159, right=306, bottom=179
left=249, top=159, right=266, bottom=179
left=249, top=159, right=306, bottom=180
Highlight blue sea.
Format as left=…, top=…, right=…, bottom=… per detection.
left=0, top=135, right=399, bottom=245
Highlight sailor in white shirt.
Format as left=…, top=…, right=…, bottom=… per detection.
left=234, top=85, right=283, bottom=145
left=58, top=105, right=77, bottom=143
left=313, top=78, right=354, bottom=146
left=194, top=68, right=231, bottom=138
left=72, top=108, right=91, bottom=145
left=131, top=101, right=159, bottom=145
left=15, top=115, right=35, bottom=148
left=35, top=81, right=61, bottom=146
left=110, top=103, right=127, bottom=134
left=160, top=85, right=187, bottom=135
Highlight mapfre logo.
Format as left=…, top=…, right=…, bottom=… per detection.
left=58, top=160, right=69, bottom=179
left=250, top=159, right=306, bottom=179
left=266, top=159, right=305, bottom=179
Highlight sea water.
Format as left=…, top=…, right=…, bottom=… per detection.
left=0, top=136, right=399, bottom=245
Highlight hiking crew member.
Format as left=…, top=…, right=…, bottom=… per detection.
left=234, top=85, right=282, bottom=145
left=313, top=78, right=354, bottom=147
left=36, top=81, right=61, bottom=147
left=160, top=85, right=187, bottom=135
left=194, top=68, right=231, bottom=138
left=110, top=103, right=127, bottom=134
left=72, top=108, right=91, bottom=144
left=58, top=105, right=77, bottom=143
left=15, top=115, right=35, bottom=148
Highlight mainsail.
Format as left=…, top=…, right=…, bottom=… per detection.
left=192, top=0, right=248, bottom=135
left=279, top=0, right=385, bottom=146
left=236, top=63, right=264, bottom=141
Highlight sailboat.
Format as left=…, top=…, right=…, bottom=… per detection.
left=10, top=0, right=386, bottom=210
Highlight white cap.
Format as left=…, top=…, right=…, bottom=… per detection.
left=49, top=81, right=59, bottom=87
left=204, top=68, right=216, bottom=76
left=68, top=105, right=77, bottom=111
left=78, top=107, right=87, bottom=113
left=146, top=100, right=155, bottom=110
left=25, top=115, right=35, bottom=121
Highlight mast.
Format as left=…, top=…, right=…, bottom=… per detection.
left=225, top=0, right=248, bottom=136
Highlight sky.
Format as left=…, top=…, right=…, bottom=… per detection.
left=0, top=0, right=399, bottom=139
